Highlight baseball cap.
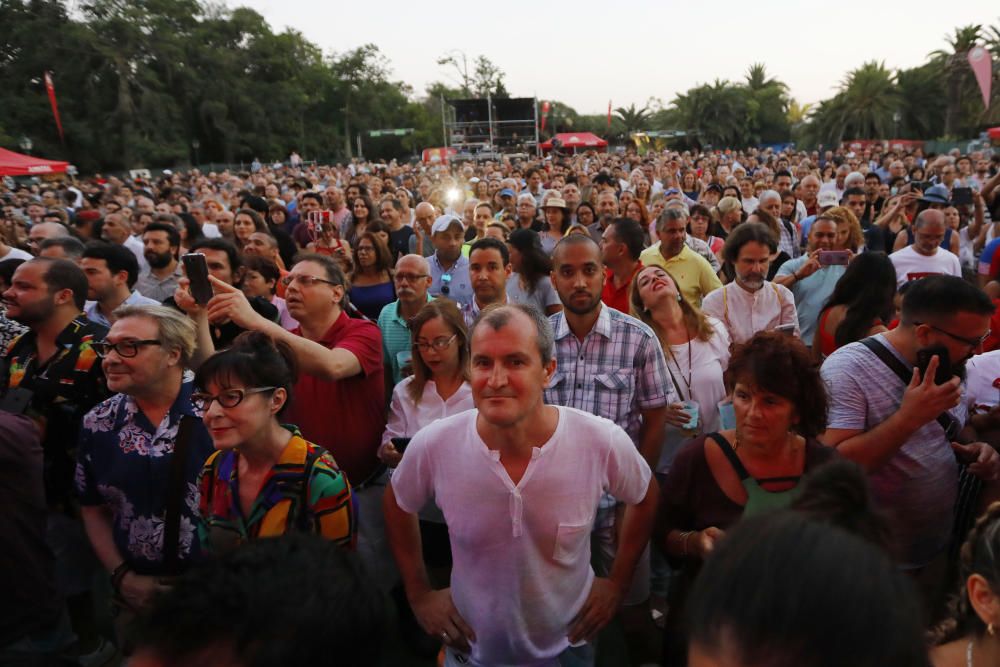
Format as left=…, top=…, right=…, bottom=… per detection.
left=499, top=188, right=516, bottom=198
left=430, top=215, right=464, bottom=235
left=818, top=191, right=839, bottom=208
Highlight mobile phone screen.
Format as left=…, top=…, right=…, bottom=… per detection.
left=182, top=253, right=213, bottom=305
left=916, top=345, right=952, bottom=385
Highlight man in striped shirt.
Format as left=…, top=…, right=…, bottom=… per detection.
left=377, top=254, right=432, bottom=389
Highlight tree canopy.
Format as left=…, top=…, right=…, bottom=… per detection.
left=3, top=0, right=999, bottom=171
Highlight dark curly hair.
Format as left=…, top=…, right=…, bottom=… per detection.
left=931, top=501, right=1000, bottom=645
left=724, top=331, right=828, bottom=437
left=131, top=534, right=388, bottom=666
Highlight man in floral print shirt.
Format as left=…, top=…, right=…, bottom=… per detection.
left=76, top=305, right=214, bottom=616
left=1, top=258, right=108, bottom=505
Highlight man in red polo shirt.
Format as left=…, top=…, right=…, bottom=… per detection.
left=600, top=218, right=645, bottom=313
left=199, top=253, right=389, bottom=581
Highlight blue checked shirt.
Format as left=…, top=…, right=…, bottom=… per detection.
left=544, top=305, right=674, bottom=445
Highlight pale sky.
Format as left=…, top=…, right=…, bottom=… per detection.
left=235, top=0, right=997, bottom=114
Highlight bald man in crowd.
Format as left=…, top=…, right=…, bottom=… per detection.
left=409, top=202, right=438, bottom=258
left=26, top=222, right=70, bottom=256
left=378, top=254, right=433, bottom=387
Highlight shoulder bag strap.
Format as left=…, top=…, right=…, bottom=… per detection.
left=162, top=415, right=196, bottom=574
left=707, top=432, right=751, bottom=481
left=858, top=337, right=959, bottom=438
left=296, top=448, right=322, bottom=532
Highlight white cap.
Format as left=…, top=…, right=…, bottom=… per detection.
left=430, top=215, right=464, bottom=235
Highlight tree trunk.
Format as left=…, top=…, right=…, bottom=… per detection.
left=114, top=55, right=134, bottom=168
left=343, top=92, right=353, bottom=159
left=943, top=55, right=962, bottom=138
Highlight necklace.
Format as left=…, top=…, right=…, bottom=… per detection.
left=967, top=638, right=973, bottom=667
left=664, top=335, right=693, bottom=401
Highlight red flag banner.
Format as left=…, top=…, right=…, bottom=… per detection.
left=607, top=100, right=612, bottom=130
left=968, top=46, right=993, bottom=110
left=44, top=71, right=65, bottom=143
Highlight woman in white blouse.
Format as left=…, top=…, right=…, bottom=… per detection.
left=379, top=299, right=473, bottom=581
left=379, top=299, right=474, bottom=468
left=630, top=264, right=731, bottom=622
left=629, top=265, right=731, bottom=476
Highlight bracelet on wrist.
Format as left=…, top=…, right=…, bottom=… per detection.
left=110, top=561, right=131, bottom=592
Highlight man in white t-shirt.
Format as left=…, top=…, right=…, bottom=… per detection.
left=889, top=210, right=962, bottom=287
left=384, top=303, right=657, bottom=667
left=965, top=350, right=1000, bottom=444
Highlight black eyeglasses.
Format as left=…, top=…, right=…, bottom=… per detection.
left=190, top=387, right=277, bottom=411
left=92, top=339, right=162, bottom=358
left=282, top=274, right=338, bottom=288
left=914, top=322, right=991, bottom=349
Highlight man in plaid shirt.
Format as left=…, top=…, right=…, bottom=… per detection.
left=544, top=234, right=671, bottom=613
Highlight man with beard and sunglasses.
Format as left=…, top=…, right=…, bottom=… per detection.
left=821, top=276, right=998, bottom=586
left=702, top=222, right=799, bottom=344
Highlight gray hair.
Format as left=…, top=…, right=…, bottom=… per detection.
left=516, top=193, right=537, bottom=207
left=112, top=304, right=197, bottom=368
left=471, top=303, right=553, bottom=365
left=656, top=205, right=689, bottom=231
left=759, top=189, right=781, bottom=205
left=845, top=171, right=865, bottom=188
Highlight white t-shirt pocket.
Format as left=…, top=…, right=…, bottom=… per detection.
left=553, top=522, right=590, bottom=565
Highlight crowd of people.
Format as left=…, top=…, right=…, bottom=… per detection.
left=2, top=143, right=1000, bottom=666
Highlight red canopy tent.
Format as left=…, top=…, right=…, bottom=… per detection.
left=0, top=147, right=69, bottom=177
left=539, top=132, right=608, bottom=154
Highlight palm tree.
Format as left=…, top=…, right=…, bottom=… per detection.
left=837, top=61, right=900, bottom=139
left=613, top=103, right=650, bottom=134
left=787, top=100, right=812, bottom=126
left=896, top=64, right=946, bottom=138
left=672, top=80, right=751, bottom=147
left=744, top=64, right=791, bottom=143
left=929, top=24, right=983, bottom=137
left=745, top=63, right=786, bottom=93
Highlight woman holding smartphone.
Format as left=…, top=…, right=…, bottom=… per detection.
left=305, top=218, right=353, bottom=274
left=379, top=300, right=473, bottom=579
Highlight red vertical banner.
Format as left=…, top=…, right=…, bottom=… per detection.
left=540, top=101, right=550, bottom=131
left=44, top=71, right=65, bottom=143
left=968, top=46, right=993, bottom=110
left=607, top=100, right=612, bottom=130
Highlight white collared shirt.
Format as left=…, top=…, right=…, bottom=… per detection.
left=381, top=377, right=475, bottom=455
left=701, top=281, right=799, bottom=345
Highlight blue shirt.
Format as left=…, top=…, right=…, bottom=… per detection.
left=377, top=295, right=433, bottom=385
left=775, top=256, right=846, bottom=346
left=428, top=254, right=473, bottom=307
left=84, top=291, right=161, bottom=328
left=75, top=378, right=215, bottom=575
